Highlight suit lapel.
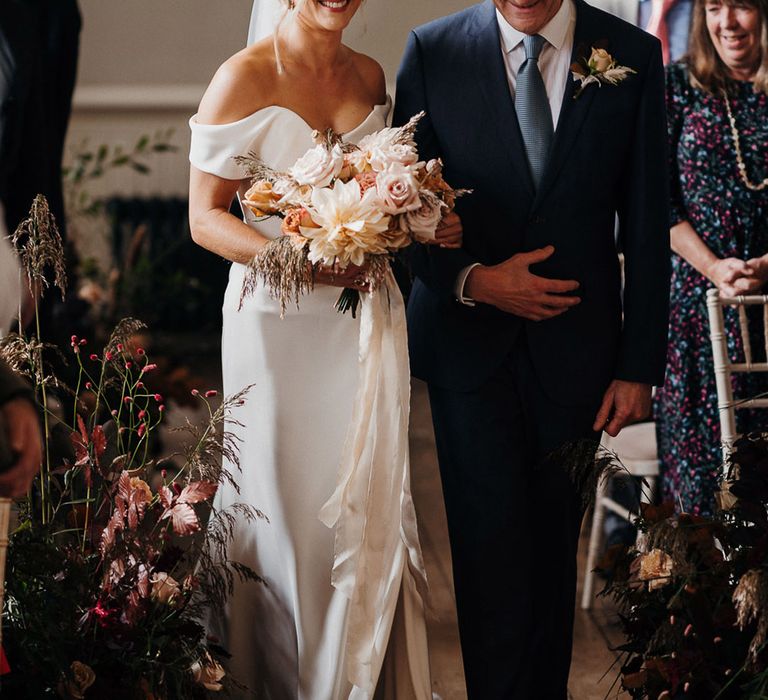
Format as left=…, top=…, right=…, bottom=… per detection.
left=533, top=0, right=601, bottom=209
left=470, top=1, right=536, bottom=198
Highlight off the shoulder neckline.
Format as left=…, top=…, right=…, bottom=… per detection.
left=192, top=96, right=391, bottom=137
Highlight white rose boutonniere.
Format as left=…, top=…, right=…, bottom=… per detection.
left=571, top=44, right=637, bottom=99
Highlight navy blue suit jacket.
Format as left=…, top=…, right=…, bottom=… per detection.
left=394, top=0, right=670, bottom=405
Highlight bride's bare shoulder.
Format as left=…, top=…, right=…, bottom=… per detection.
left=347, top=49, right=386, bottom=104
left=197, top=39, right=278, bottom=125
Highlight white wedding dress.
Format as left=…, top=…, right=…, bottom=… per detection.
left=189, top=99, right=432, bottom=700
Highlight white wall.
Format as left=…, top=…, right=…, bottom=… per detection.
left=68, top=0, right=474, bottom=203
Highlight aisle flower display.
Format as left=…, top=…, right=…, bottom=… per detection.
left=0, top=197, right=260, bottom=698
left=605, top=433, right=768, bottom=699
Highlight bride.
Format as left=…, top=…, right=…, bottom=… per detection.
left=188, top=1, right=461, bottom=697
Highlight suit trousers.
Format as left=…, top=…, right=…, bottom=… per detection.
left=427, top=338, right=601, bottom=699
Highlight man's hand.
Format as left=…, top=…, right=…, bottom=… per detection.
left=429, top=211, right=463, bottom=249
left=465, top=245, right=580, bottom=321
left=0, top=398, right=42, bottom=498
left=592, top=380, right=652, bottom=437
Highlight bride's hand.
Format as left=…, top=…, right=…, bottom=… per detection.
left=427, top=212, right=463, bottom=249
left=314, top=261, right=370, bottom=291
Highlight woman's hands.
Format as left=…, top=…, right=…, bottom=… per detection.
left=314, top=261, right=370, bottom=291
left=707, top=255, right=768, bottom=297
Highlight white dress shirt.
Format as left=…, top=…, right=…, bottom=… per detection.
left=455, top=0, right=577, bottom=304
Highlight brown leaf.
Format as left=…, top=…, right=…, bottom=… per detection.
left=92, top=424, right=107, bottom=464
left=161, top=502, right=199, bottom=536
left=179, top=481, right=217, bottom=505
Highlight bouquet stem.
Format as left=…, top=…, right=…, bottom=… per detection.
left=335, top=289, right=360, bottom=317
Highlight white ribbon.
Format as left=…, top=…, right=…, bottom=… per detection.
left=319, top=269, right=429, bottom=694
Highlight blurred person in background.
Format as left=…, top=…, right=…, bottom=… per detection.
left=656, top=0, right=768, bottom=514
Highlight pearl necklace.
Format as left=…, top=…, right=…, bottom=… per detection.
left=722, top=90, right=768, bottom=192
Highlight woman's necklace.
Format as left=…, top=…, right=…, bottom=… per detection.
left=722, top=89, right=768, bottom=192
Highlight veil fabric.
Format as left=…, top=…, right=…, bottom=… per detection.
left=247, top=0, right=288, bottom=45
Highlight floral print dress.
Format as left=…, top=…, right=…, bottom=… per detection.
left=655, top=63, right=768, bottom=515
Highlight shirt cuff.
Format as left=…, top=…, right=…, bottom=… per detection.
left=455, top=263, right=481, bottom=306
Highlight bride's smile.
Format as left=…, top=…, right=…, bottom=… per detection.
left=317, top=0, right=352, bottom=12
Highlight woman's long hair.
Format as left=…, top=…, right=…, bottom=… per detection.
left=687, top=0, right=768, bottom=94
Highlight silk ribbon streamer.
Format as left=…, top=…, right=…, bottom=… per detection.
left=318, top=269, right=430, bottom=694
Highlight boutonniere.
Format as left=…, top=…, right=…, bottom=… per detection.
left=570, top=44, right=637, bottom=99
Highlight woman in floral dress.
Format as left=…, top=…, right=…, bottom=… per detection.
left=656, top=0, right=768, bottom=514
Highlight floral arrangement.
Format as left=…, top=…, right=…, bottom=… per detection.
left=236, top=112, right=468, bottom=316
left=0, top=197, right=260, bottom=699
left=571, top=45, right=636, bottom=99
left=602, top=433, right=768, bottom=699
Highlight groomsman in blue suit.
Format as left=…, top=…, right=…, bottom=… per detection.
left=395, top=0, right=669, bottom=697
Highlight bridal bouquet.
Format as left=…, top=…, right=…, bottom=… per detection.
left=236, top=112, right=468, bottom=316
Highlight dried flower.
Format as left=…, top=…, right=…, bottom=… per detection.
left=57, top=661, right=96, bottom=699
left=11, top=194, right=67, bottom=299
left=130, top=477, right=152, bottom=504
left=191, top=652, right=226, bottom=692
left=734, top=569, right=768, bottom=662
left=637, top=549, right=673, bottom=591
left=150, top=572, right=181, bottom=605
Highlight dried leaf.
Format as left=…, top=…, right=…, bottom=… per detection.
left=179, top=481, right=217, bottom=505
left=162, top=502, right=200, bottom=536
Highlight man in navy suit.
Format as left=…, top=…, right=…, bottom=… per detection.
left=394, top=0, right=669, bottom=697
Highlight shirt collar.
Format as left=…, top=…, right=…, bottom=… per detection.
left=496, top=0, right=575, bottom=54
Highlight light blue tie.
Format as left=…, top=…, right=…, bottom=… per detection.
left=515, top=35, right=554, bottom=189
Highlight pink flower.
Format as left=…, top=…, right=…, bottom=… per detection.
left=105, top=351, right=114, bottom=361
left=123, top=397, right=133, bottom=404
left=154, top=394, right=163, bottom=402
left=137, top=348, right=146, bottom=356
left=138, top=410, right=146, bottom=420
left=89, top=353, right=99, bottom=361
left=159, top=404, right=165, bottom=413
left=205, top=390, right=218, bottom=398
left=136, top=381, right=145, bottom=389
left=137, top=424, right=146, bottom=438
left=141, top=363, right=157, bottom=373
left=117, top=343, right=124, bottom=352
left=191, top=389, right=200, bottom=396
left=376, top=162, right=421, bottom=215
left=125, top=361, right=133, bottom=370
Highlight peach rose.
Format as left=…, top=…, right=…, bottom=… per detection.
left=589, top=47, right=613, bottom=73
left=243, top=180, right=280, bottom=217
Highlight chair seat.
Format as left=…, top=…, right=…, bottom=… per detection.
left=601, top=421, right=659, bottom=476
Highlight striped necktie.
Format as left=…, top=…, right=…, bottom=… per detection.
left=515, top=34, right=553, bottom=190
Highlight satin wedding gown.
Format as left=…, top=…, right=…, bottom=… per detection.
left=189, top=98, right=431, bottom=700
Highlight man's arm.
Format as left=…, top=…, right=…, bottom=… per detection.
left=615, top=41, right=670, bottom=386
left=393, top=31, right=477, bottom=299
left=594, top=40, right=670, bottom=436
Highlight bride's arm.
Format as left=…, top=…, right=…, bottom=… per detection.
left=189, top=168, right=269, bottom=264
